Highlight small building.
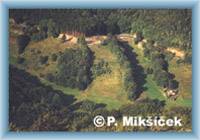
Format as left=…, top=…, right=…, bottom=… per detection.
left=165, top=89, right=179, bottom=100
left=58, top=33, right=78, bottom=44
left=166, top=48, right=185, bottom=58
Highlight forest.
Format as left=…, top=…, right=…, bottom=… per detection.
left=10, top=9, right=192, bottom=50
left=9, top=9, right=192, bottom=131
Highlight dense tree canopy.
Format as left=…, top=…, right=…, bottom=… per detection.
left=10, top=9, right=192, bottom=51
left=55, top=45, right=93, bottom=90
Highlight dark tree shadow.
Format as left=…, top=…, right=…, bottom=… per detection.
left=9, top=65, right=78, bottom=128
left=9, top=65, right=77, bottom=107
left=118, top=41, right=147, bottom=99
left=68, top=100, right=106, bottom=112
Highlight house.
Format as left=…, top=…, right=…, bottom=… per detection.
left=58, top=32, right=79, bottom=44
left=165, top=89, right=179, bottom=100
left=166, top=48, right=185, bottom=58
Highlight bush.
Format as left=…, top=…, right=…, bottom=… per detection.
left=77, top=35, right=87, bottom=46
left=152, top=57, right=168, bottom=71
left=176, top=59, right=184, bottom=64
left=101, top=39, right=109, bottom=46
left=39, top=56, right=48, bottom=65
left=165, top=52, right=175, bottom=61
left=146, top=67, right=153, bottom=74
left=51, top=53, right=57, bottom=61
left=134, top=32, right=143, bottom=44
left=120, top=98, right=165, bottom=116
left=143, top=48, right=150, bottom=58
left=168, top=79, right=179, bottom=89
left=79, top=100, right=97, bottom=112
left=91, top=60, right=111, bottom=78
left=17, top=57, right=25, bottom=64
left=153, top=69, right=169, bottom=88
left=37, top=50, right=41, bottom=54
left=45, top=73, right=55, bottom=82
left=184, top=52, right=192, bottom=64
left=17, top=35, right=30, bottom=54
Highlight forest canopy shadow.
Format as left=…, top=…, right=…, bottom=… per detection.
left=118, top=41, right=147, bottom=98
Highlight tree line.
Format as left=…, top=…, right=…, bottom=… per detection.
left=102, top=36, right=138, bottom=100
left=143, top=41, right=179, bottom=91
left=10, top=9, right=192, bottom=52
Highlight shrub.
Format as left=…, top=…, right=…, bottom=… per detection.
left=120, top=98, right=165, bottom=116
left=79, top=100, right=97, bottom=112
left=39, top=56, right=48, bottom=65
left=37, top=50, right=41, bottom=54
left=176, top=59, right=184, bottom=64
left=146, top=67, right=153, bottom=74
left=184, top=52, right=192, bottom=64
left=51, top=53, right=57, bottom=61
left=45, top=73, right=55, bottom=82
left=77, top=35, right=87, bottom=46
left=91, top=60, right=111, bottom=78
left=153, top=70, right=169, bottom=88
left=165, top=52, right=175, bottom=61
left=17, top=57, right=25, bottom=64
left=17, top=35, right=30, bottom=54
left=168, top=79, right=179, bottom=89
left=134, top=32, right=143, bottom=44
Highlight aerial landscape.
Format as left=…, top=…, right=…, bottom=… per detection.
left=9, top=9, right=192, bottom=131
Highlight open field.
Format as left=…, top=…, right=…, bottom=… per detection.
left=79, top=45, right=132, bottom=110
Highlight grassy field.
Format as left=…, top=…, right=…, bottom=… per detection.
left=78, top=45, right=132, bottom=110
left=168, top=59, right=192, bottom=99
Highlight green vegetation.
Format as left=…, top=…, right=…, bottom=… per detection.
left=9, top=66, right=191, bottom=131
left=91, top=59, right=111, bottom=78
left=133, top=32, right=143, bottom=44
left=51, top=53, right=57, bottom=61
left=10, top=9, right=191, bottom=53
left=142, top=42, right=179, bottom=91
left=55, top=45, right=93, bottom=90
left=103, top=37, right=138, bottom=100
left=131, top=43, right=192, bottom=107
left=16, top=35, right=30, bottom=54
left=31, top=19, right=59, bottom=41
left=16, top=57, right=25, bottom=64
left=39, top=55, right=48, bottom=65
left=9, top=9, right=192, bottom=132
left=77, top=35, right=87, bottom=46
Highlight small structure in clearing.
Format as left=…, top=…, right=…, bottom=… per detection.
left=163, top=88, right=179, bottom=100
left=58, top=32, right=84, bottom=44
